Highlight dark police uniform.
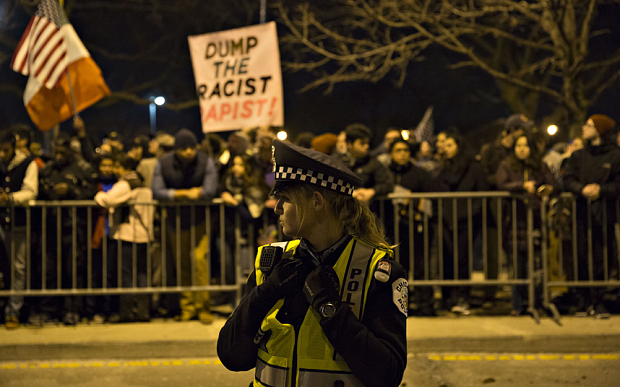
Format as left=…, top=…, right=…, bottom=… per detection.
left=217, top=140, right=407, bottom=387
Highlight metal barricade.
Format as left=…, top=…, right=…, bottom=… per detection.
left=384, top=191, right=545, bottom=322
left=542, top=194, right=620, bottom=320
left=3, top=192, right=618, bottom=324
left=0, top=199, right=246, bottom=307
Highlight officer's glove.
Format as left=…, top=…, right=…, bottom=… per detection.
left=258, top=258, right=311, bottom=304
left=303, top=265, right=340, bottom=313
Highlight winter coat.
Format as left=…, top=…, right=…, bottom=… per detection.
left=436, top=151, right=489, bottom=229
left=562, top=141, right=620, bottom=225
left=95, top=172, right=154, bottom=244
left=496, top=156, right=558, bottom=251
left=338, top=154, right=394, bottom=198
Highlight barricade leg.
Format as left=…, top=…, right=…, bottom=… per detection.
left=4, top=228, right=27, bottom=320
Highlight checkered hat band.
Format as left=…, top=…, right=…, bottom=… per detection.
left=276, top=166, right=354, bottom=195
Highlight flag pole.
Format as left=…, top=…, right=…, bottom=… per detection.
left=58, top=0, right=80, bottom=122
left=65, top=69, right=79, bottom=119
left=260, top=0, right=266, bottom=23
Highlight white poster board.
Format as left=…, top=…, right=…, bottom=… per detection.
left=188, top=22, right=284, bottom=133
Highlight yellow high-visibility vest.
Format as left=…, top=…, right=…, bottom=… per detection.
left=253, top=237, right=390, bottom=387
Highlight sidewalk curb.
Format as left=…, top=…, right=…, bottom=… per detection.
left=3, top=334, right=619, bottom=362
left=2, top=316, right=620, bottom=361
left=0, top=341, right=218, bottom=362
left=406, top=335, right=620, bottom=353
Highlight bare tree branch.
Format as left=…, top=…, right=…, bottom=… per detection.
left=276, top=0, right=620, bottom=131
left=99, top=91, right=198, bottom=111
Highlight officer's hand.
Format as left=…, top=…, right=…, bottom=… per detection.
left=303, top=265, right=340, bottom=312
left=258, top=258, right=311, bottom=303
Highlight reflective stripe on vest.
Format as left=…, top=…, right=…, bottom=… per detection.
left=298, top=369, right=362, bottom=387
left=254, top=237, right=389, bottom=387
left=256, top=356, right=289, bottom=387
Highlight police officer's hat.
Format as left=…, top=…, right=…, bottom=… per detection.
left=271, top=139, right=362, bottom=196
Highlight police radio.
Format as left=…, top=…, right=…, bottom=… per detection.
left=259, top=246, right=284, bottom=277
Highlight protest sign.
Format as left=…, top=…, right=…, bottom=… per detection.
left=188, top=21, right=284, bottom=132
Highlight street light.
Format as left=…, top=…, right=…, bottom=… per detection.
left=547, top=125, right=558, bottom=136
left=149, top=96, right=165, bottom=135
left=277, top=131, right=287, bottom=141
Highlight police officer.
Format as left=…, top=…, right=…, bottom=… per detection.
left=217, top=139, right=407, bottom=387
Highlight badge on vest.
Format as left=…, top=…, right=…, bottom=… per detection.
left=392, top=278, right=408, bottom=317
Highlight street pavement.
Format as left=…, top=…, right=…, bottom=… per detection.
left=1, top=313, right=619, bottom=362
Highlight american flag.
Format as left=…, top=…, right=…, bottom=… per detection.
left=414, top=105, right=434, bottom=143
left=10, top=0, right=69, bottom=90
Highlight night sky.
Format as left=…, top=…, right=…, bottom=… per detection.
left=1, top=1, right=619, bottom=150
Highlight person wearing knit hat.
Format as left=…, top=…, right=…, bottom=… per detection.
left=151, top=127, right=218, bottom=324
left=310, top=132, right=339, bottom=155
left=174, top=128, right=198, bottom=150
left=563, top=114, right=620, bottom=318
left=504, top=113, right=534, bottom=134
left=218, top=139, right=407, bottom=387
left=586, top=114, right=616, bottom=139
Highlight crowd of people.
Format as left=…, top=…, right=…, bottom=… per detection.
left=1, top=112, right=619, bottom=329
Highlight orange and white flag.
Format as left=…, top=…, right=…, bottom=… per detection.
left=10, top=0, right=110, bottom=131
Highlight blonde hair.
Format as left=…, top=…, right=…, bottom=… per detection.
left=283, top=183, right=393, bottom=251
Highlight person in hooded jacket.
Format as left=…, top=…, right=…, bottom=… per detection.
left=436, top=132, right=489, bottom=314
left=562, top=114, right=620, bottom=318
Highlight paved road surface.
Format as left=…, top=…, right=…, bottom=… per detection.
left=2, top=353, right=619, bottom=387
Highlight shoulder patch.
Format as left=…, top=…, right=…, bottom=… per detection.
left=392, top=278, right=408, bottom=317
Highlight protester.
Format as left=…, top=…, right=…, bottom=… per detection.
left=152, top=128, right=217, bottom=324
left=218, top=131, right=250, bottom=178
left=370, top=127, right=403, bottom=158
left=335, top=123, right=393, bottom=203
left=412, top=140, right=439, bottom=174
left=137, top=132, right=174, bottom=190
left=436, top=132, right=489, bottom=314
left=562, top=114, right=620, bottom=318
left=496, top=133, right=558, bottom=315
left=384, top=139, right=439, bottom=316
left=434, top=131, right=447, bottom=162
left=95, top=153, right=153, bottom=322
left=218, top=139, right=407, bottom=387
left=12, top=124, right=45, bottom=169
left=87, top=154, right=118, bottom=323
left=219, top=154, right=271, bottom=286
left=310, top=132, right=339, bottom=155
left=480, top=114, right=534, bottom=188
left=72, top=116, right=98, bottom=164
left=335, top=130, right=347, bottom=156
left=220, top=155, right=271, bottom=221
left=293, top=131, right=315, bottom=149
left=31, top=133, right=98, bottom=326
left=126, top=141, right=144, bottom=163
left=105, top=132, right=124, bottom=153
left=0, top=130, right=38, bottom=329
